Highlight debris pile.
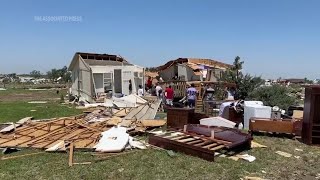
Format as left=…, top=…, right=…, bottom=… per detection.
left=0, top=98, right=163, bottom=152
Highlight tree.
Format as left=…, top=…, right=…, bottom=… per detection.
left=145, top=67, right=158, bottom=72
left=249, top=85, right=296, bottom=110
left=46, top=66, right=71, bottom=83
left=2, top=77, right=10, bottom=88
left=220, top=56, right=263, bottom=100
left=30, top=70, right=41, bottom=78
left=304, top=77, right=313, bottom=84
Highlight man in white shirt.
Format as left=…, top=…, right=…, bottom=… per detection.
left=137, top=85, right=144, bottom=97
left=155, top=83, right=163, bottom=99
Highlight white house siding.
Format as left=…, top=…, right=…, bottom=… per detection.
left=90, top=65, right=143, bottom=96
left=71, top=59, right=79, bottom=96
left=78, top=58, right=94, bottom=102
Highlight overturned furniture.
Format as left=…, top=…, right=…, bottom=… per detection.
left=149, top=124, right=252, bottom=161
left=166, top=107, right=208, bottom=129
left=302, top=85, right=320, bottom=145
left=249, top=118, right=302, bottom=136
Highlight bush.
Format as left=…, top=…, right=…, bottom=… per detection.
left=248, top=85, right=296, bottom=110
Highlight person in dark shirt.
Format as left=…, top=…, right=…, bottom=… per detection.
left=187, top=83, right=198, bottom=108
left=128, top=79, right=132, bottom=94
left=146, top=76, right=152, bottom=90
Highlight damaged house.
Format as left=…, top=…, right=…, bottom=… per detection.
left=68, top=52, right=144, bottom=102
left=156, top=58, right=232, bottom=82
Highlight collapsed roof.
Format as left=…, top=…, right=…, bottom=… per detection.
left=156, top=58, right=233, bottom=71
left=69, top=52, right=133, bottom=71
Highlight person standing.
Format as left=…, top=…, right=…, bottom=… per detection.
left=146, top=76, right=152, bottom=91
left=155, top=83, right=163, bottom=99
left=128, top=79, right=133, bottom=95
left=165, top=85, right=174, bottom=106
left=187, top=83, right=198, bottom=108
left=137, top=85, right=144, bottom=97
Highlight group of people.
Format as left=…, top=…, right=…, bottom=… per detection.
left=155, top=83, right=174, bottom=106
left=128, top=79, right=144, bottom=97
left=150, top=81, right=199, bottom=108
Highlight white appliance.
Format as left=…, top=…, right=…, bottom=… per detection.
left=244, top=105, right=271, bottom=129
left=244, top=101, right=264, bottom=106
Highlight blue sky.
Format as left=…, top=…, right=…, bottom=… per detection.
left=1, top=0, right=319, bottom=79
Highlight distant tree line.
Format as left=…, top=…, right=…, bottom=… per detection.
left=29, top=66, right=71, bottom=83
left=46, top=66, right=71, bottom=83
left=145, top=67, right=158, bottom=72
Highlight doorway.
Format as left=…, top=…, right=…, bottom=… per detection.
left=114, top=69, right=122, bottom=93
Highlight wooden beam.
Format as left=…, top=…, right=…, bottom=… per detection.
left=68, top=142, right=74, bottom=167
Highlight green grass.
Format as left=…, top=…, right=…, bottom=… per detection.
left=0, top=136, right=319, bottom=180
left=0, top=88, right=319, bottom=180
left=0, top=87, right=80, bottom=122
left=0, top=102, right=81, bottom=122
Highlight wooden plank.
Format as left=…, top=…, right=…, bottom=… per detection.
left=177, top=138, right=196, bottom=143
left=124, top=105, right=145, bottom=120
left=135, top=105, right=150, bottom=120
left=194, top=140, right=213, bottom=147
left=140, top=100, right=161, bottom=120
left=139, top=119, right=166, bottom=127
left=202, top=143, right=218, bottom=149
left=69, top=142, right=74, bottom=167
left=186, top=139, right=203, bottom=145
left=0, top=117, right=32, bottom=133
left=170, top=135, right=190, bottom=140
left=210, top=145, right=225, bottom=151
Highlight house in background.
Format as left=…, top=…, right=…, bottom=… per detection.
left=68, top=52, right=144, bottom=102
left=18, top=76, right=34, bottom=83
left=156, top=58, right=232, bottom=82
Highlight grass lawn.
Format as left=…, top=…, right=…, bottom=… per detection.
left=0, top=88, right=319, bottom=180
left=0, top=88, right=81, bottom=122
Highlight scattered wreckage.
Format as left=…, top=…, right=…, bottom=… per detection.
left=1, top=89, right=316, bottom=165
left=0, top=96, right=163, bottom=152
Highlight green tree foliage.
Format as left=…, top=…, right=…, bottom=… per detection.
left=2, top=77, right=10, bottom=88
left=249, top=85, right=296, bottom=110
left=221, top=56, right=264, bottom=99
left=30, top=70, right=41, bottom=78
left=46, top=66, right=71, bottom=83
left=304, top=77, right=313, bottom=84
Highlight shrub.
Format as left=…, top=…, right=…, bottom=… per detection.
left=248, top=85, right=296, bottom=110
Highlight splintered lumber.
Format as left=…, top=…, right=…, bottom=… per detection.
left=106, top=117, right=123, bottom=126
left=0, top=118, right=105, bottom=150
left=139, top=100, right=161, bottom=120
left=113, top=108, right=129, bottom=117
left=139, top=119, right=166, bottom=127
left=0, top=117, right=32, bottom=133
left=135, top=105, right=150, bottom=120
left=124, top=105, right=145, bottom=120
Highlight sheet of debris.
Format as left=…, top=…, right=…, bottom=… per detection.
left=0, top=98, right=163, bottom=152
